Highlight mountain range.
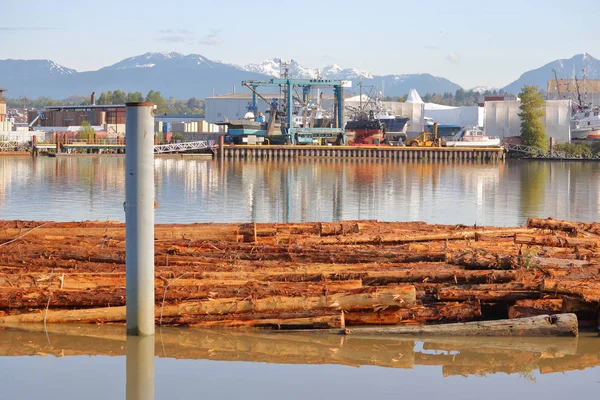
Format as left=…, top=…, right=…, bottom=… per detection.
left=0, top=52, right=598, bottom=100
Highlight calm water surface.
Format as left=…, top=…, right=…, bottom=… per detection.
left=0, top=327, right=598, bottom=400
left=1, top=155, right=600, bottom=399
left=1, top=155, right=600, bottom=225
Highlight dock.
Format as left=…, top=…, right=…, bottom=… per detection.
left=217, top=144, right=505, bottom=161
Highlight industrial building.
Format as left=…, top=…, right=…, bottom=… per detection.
left=205, top=88, right=574, bottom=142
left=0, top=88, right=10, bottom=133
left=27, top=104, right=126, bottom=136
left=484, top=100, right=572, bottom=142
left=0, top=89, right=6, bottom=122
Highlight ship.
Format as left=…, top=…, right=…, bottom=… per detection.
left=571, top=105, right=600, bottom=139
left=442, top=126, right=501, bottom=148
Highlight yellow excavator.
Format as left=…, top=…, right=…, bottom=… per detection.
left=405, top=123, right=441, bottom=147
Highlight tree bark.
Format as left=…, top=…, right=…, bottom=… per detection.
left=542, top=279, right=600, bottom=302
left=315, top=228, right=534, bottom=246
left=437, top=283, right=541, bottom=302
left=362, top=269, right=516, bottom=285
left=527, top=217, right=600, bottom=235
left=0, top=286, right=416, bottom=324
left=508, top=299, right=563, bottom=319
left=344, top=302, right=481, bottom=325
left=344, top=314, right=578, bottom=337
left=515, top=234, right=600, bottom=249
left=446, top=250, right=516, bottom=270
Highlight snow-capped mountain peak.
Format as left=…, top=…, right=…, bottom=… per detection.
left=243, top=58, right=283, bottom=77
left=239, top=58, right=372, bottom=80
left=469, top=85, right=497, bottom=94
left=46, top=60, right=76, bottom=75
left=106, top=52, right=186, bottom=70
left=322, top=64, right=372, bottom=80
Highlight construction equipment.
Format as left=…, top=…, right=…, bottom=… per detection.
left=405, top=123, right=440, bottom=147
left=552, top=69, right=562, bottom=100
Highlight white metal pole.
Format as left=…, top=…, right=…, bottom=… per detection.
left=125, top=102, right=155, bottom=337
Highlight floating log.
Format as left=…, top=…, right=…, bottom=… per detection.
left=0, top=280, right=365, bottom=309
left=1, top=218, right=598, bottom=330
left=508, top=299, right=563, bottom=319
left=319, top=222, right=359, bottom=236
left=437, top=284, right=541, bottom=302
left=446, top=250, right=516, bottom=270
left=527, top=217, right=600, bottom=235
left=344, top=302, right=481, bottom=325
left=515, top=235, right=600, bottom=249
left=0, top=286, right=416, bottom=324
left=315, top=228, right=534, bottom=246
left=345, top=314, right=578, bottom=337
left=542, top=279, right=600, bottom=302
left=362, top=268, right=516, bottom=285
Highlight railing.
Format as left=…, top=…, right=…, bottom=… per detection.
left=0, top=141, right=22, bottom=151
left=504, top=143, right=567, bottom=158
left=64, top=138, right=122, bottom=146
left=153, top=141, right=211, bottom=154
left=2, top=139, right=215, bottom=155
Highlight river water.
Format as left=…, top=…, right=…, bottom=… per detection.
left=2, top=156, right=600, bottom=225
left=1, top=155, right=599, bottom=399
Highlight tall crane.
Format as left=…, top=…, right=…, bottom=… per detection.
left=552, top=69, right=561, bottom=100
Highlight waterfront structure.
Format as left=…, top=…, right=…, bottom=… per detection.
left=484, top=100, right=572, bottom=142
left=0, top=88, right=6, bottom=122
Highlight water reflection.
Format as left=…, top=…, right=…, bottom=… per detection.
left=0, top=325, right=598, bottom=377
left=126, top=336, right=154, bottom=400
left=519, top=161, right=548, bottom=215
left=2, top=157, right=600, bottom=225
left=0, top=325, right=599, bottom=399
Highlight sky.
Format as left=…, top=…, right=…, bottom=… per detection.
left=1, top=0, right=599, bottom=89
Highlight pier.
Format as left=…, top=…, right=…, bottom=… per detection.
left=218, top=144, right=505, bottom=162
left=25, top=136, right=213, bottom=156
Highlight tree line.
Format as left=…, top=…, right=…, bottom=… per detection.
left=5, top=91, right=204, bottom=116
left=385, top=89, right=513, bottom=106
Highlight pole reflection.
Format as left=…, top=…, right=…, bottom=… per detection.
left=126, top=335, right=155, bottom=400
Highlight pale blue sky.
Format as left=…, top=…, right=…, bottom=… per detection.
left=1, top=0, right=598, bottom=88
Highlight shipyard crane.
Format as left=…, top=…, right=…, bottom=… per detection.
left=552, top=69, right=562, bottom=100
left=582, top=67, right=588, bottom=106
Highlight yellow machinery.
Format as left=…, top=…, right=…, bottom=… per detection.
left=405, top=123, right=440, bottom=147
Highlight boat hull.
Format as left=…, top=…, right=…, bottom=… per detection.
left=572, top=127, right=600, bottom=140
left=444, top=139, right=502, bottom=148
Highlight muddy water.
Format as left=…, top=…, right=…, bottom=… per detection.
left=1, top=156, right=600, bottom=225
left=0, top=326, right=598, bottom=399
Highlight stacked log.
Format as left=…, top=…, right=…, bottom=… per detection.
left=0, top=218, right=598, bottom=331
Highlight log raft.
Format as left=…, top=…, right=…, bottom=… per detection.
left=0, top=217, right=598, bottom=336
